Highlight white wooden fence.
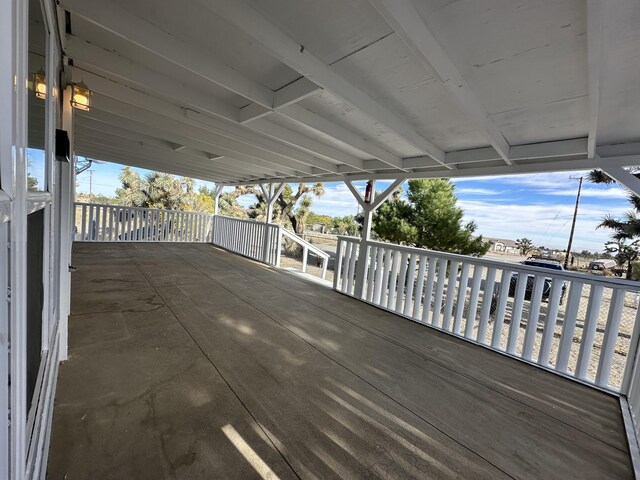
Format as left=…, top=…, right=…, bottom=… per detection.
left=211, top=214, right=280, bottom=265
left=75, top=203, right=213, bottom=243
left=335, top=236, right=640, bottom=394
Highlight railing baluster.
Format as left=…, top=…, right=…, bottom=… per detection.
left=333, top=239, right=344, bottom=290
left=87, top=205, right=94, bottom=241
left=372, top=247, right=386, bottom=305
left=142, top=209, right=147, bottom=241
left=119, top=208, right=125, bottom=241
left=347, top=242, right=359, bottom=296
left=161, top=211, right=166, bottom=242
left=522, top=275, right=546, bottom=360
left=538, top=278, right=564, bottom=366
left=160, top=211, right=166, bottom=242
left=421, top=256, right=436, bottom=324
left=464, top=265, right=484, bottom=338
left=431, top=258, right=447, bottom=327
left=411, top=255, right=428, bottom=319
left=380, top=249, right=393, bottom=308
left=126, top=208, right=131, bottom=241
left=338, top=241, right=349, bottom=292
left=366, top=246, right=378, bottom=303
left=191, top=214, right=197, bottom=242
left=114, top=207, right=121, bottom=241
left=403, top=254, right=418, bottom=316
left=386, top=250, right=401, bottom=309
left=133, top=209, right=139, bottom=241
left=108, top=207, right=114, bottom=241
left=100, top=205, right=107, bottom=240
left=576, top=285, right=604, bottom=380
left=556, top=282, right=584, bottom=373
left=394, top=252, right=409, bottom=313
left=506, top=272, right=529, bottom=354
left=452, top=263, right=470, bottom=335
left=128, top=208, right=134, bottom=241
left=80, top=204, right=87, bottom=240
left=442, top=260, right=459, bottom=332
left=343, top=242, right=354, bottom=294
left=595, top=288, right=625, bottom=388
left=491, top=270, right=513, bottom=350
left=477, top=267, right=497, bottom=344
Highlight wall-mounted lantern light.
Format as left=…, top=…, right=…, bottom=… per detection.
left=71, top=81, right=92, bottom=111
left=34, top=69, right=47, bottom=99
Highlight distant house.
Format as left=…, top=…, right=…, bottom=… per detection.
left=487, top=238, right=520, bottom=255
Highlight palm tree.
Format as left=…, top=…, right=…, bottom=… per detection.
left=589, top=168, right=640, bottom=278
left=597, top=212, right=640, bottom=278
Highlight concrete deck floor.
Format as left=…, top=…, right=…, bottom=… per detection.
left=47, top=243, right=634, bottom=479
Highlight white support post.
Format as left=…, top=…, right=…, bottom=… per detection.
left=261, top=182, right=285, bottom=224
left=58, top=86, right=75, bottom=362
left=260, top=183, right=286, bottom=264
left=346, top=178, right=406, bottom=298
left=213, top=184, right=224, bottom=215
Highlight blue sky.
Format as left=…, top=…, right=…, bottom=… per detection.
left=76, top=159, right=631, bottom=253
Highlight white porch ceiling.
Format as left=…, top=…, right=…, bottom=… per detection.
left=59, top=0, right=640, bottom=184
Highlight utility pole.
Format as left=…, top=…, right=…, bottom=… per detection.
left=88, top=169, right=94, bottom=198
left=564, top=176, right=583, bottom=269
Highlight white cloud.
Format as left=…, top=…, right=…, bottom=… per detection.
left=458, top=199, right=627, bottom=252
left=312, top=182, right=360, bottom=216
left=536, top=186, right=629, bottom=199
left=456, top=187, right=504, bottom=196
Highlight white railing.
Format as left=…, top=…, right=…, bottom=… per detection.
left=212, top=215, right=280, bottom=265
left=335, top=236, right=640, bottom=393
left=74, top=202, right=213, bottom=243
left=281, top=228, right=330, bottom=280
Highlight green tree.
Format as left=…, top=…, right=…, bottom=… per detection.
left=27, top=158, right=38, bottom=191
left=331, top=215, right=358, bottom=235
left=515, top=238, right=534, bottom=256
left=372, top=179, right=490, bottom=256
left=598, top=213, right=640, bottom=278
left=306, top=212, right=333, bottom=227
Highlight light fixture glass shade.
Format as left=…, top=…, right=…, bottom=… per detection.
left=34, top=69, right=46, bottom=99
left=71, top=82, right=92, bottom=111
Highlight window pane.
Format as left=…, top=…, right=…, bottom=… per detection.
left=27, top=148, right=46, bottom=191
left=27, top=0, right=47, bottom=192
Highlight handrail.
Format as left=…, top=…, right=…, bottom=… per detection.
left=213, top=213, right=268, bottom=225
left=74, top=201, right=213, bottom=217
left=281, top=228, right=329, bottom=280
left=338, top=235, right=640, bottom=290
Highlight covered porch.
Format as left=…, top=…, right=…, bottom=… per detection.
left=5, top=0, right=640, bottom=478
left=47, top=242, right=632, bottom=479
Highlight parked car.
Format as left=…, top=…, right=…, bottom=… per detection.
left=589, top=259, right=617, bottom=270
left=507, top=259, right=567, bottom=304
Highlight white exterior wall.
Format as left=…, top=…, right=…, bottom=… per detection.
left=0, top=0, right=73, bottom=478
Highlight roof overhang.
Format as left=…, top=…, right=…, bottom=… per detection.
left=58, top=0, right=640, bottom=184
